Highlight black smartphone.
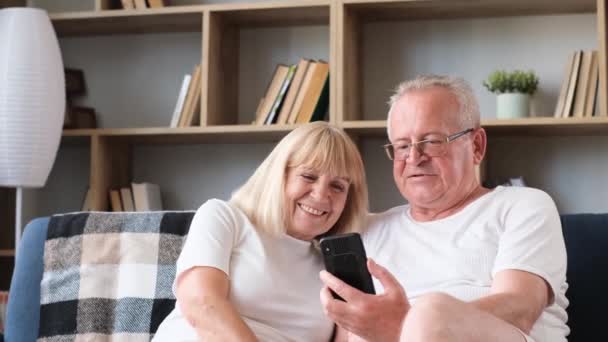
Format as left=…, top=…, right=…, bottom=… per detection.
left=320, top=232, right=375, bottom=300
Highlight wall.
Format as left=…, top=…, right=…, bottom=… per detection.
left=23, top=11, right=608, bottom=224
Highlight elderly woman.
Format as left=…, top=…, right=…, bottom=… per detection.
left=153, top=121, right=369, bottom=341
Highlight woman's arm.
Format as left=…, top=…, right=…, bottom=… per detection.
left=176, top=266, right=257, bottom=342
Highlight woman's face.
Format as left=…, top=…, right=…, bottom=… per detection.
left=284, top=166, right=350, bottom=241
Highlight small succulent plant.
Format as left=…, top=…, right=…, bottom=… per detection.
left=483, top=70, right=539, bottom=95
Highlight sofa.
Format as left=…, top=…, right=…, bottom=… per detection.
left=3, top=212, right=608, bottom=341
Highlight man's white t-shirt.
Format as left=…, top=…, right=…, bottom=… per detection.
left=363, top=186, right=569, bottom=342
left=153, top=199, right=334, bottom=342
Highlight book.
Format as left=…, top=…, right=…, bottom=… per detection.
left=178, top=64, right=201, bottom=127
left=255, top=64, right=290, bottom=125
left=276, top=59, right=311, bottom=125
left=0, top=291, right=7, bottom=334
left=254, top=97, right=265, bottom=123
left=134, top=0, right=147, bottom=9
left=295, top=61, right=330, bottom=123
left=554, top=53, right=575, bottom=118
left=288, top=61, right=318, bottom=124
left=120, top=187, right=135, bottom=212
left=170, top=74, right=191, bottom=128
left=131, top=182, right=163, bottom=211
left=81, top=188, right=93, bottom=211
left=572, top=50, right=593, bottom=118
left=584, top=50, right=599, bottom=117
left=184, top=70, right=202, bottom=127
left=147, top=0, right=165, bottom=8
left=562, top=50, right=582, bottom=118
left=264, top=64, right=297, bottom=125
left=121, top=0, right=135, bottom=9
left=109, top=190, right=123, bottom=212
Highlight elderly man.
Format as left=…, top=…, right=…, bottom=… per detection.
left=320, top=75, right=568, bottom=342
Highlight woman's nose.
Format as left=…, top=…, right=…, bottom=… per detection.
left=311, top=183, right=330, bottom=199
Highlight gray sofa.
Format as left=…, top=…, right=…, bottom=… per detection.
left=3, top=212, right=608, bottom=341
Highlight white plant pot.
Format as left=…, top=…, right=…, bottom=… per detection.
left=496, top=93, right=530, bottom=119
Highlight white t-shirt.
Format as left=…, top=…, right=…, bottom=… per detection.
left=363, top=186, right=569, bottom=342
left=153, top=199, right=334, bottom=342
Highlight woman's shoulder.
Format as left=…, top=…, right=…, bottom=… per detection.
left=194, top=198, right=255, bottom=232
left=197, top=198, right=243, bottom=215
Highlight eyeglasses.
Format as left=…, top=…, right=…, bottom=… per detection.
left=383, top=128, right=475, bottom=161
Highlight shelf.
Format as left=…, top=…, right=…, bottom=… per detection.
left=50, top=7, right=205, bottom=36
left=342, top=0, right=596, bottom=22
left=0, top=250, right=15, bottom=257
left=342, top=117, right=608, bottom=137
left=207, top=0, right=331, bottom=27
left=64, top=125, right=303, bottom=144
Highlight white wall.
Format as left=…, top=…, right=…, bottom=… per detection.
left=362, top=14, right=598, bottom=119
left=24, top=11, right=608, bottom=224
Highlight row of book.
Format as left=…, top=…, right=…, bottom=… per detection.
left=0, top=291, right=7, bottom=334
left=554, top=50, right=603, bottom=118
left=170, top=64, right=202, bottom=128
left=121, top=0, right=165, bottom=9
left=110, top=183, right=163, bottom=212
left=81, top=183, right=163, bottom=212
left=254, top=59, right=330, bottom=125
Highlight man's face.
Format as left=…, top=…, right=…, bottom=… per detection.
left=388, top=87, right=481, bottom=210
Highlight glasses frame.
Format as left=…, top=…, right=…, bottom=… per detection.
left=383, top=128, right=475, bottom=161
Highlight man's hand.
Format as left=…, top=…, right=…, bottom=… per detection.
left=320, top=259, right=410, bottom=342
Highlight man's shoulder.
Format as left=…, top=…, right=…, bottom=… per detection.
left=492, top=186, right=555, bottom=206
left=364, top=205, right=409, bottom=234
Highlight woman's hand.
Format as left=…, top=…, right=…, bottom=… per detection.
left=176, top=266, right=257, bottom=342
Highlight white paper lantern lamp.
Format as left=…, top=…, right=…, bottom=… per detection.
left=0, top=7, right=65, bottom=251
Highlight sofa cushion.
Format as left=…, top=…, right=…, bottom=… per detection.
left=561, top=213, right=608, bottom=342
left=39, top=211, right=194, bottom=341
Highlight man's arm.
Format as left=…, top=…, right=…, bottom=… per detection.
left=320, top=259, right=409, bottom=342
left=176, top=266, right=257, bottom=342
left=472, top=269, right=550, bottom=334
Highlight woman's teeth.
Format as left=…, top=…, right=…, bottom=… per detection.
left=299, top=203, right=325, bottom=216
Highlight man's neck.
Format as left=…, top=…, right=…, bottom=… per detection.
left=409, top=184, right=490, bottom=222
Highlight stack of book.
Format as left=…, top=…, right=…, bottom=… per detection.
left=121, top=0, right=165, bottom=9
left=109, top=182, right=163, bottom=212
left=254, top=58, right=330, bottom=125
left=170, top=64, right=202, bottom=128
left=554, top=50, right=603, bottom=118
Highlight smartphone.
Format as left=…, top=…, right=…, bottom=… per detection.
left=320, top=232, right=375, bottom=300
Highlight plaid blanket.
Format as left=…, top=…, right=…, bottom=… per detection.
left=39, top=211, right=194, bottom=342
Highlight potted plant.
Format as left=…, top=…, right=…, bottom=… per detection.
left=483, top=70, right=539, bottom=119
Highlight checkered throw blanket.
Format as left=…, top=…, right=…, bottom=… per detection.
left=39, top=211, right=195, bottom=342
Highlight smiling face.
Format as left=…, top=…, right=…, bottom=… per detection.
left=388, top=86, right=483, bottom=214
left=284, top=166, right=350, bottom=241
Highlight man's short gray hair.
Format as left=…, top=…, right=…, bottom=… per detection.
left=387, top=75, right=480, bottom=140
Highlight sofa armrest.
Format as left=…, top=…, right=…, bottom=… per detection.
left=5, top=217, right=49, bottom=342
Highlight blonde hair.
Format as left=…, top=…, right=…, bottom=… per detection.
left=230, top=121, right=368, bottom=238
left=387, top=75, right=480, bottom=140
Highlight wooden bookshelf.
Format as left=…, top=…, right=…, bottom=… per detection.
left=340, top=0, right=595, bottom=21
left=0, top=250, right=15, bottom=257
left=342, top=116, right=608, bottom=137
left=50, top=8, right=205, bottom=36
left=7, top=0, right=608, bottom=207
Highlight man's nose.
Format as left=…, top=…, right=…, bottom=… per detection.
left=406, top=143, right=426, bottom=163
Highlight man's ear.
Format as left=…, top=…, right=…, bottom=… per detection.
left=472, top=128, right=487, bottom=165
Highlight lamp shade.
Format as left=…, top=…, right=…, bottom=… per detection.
left=0, top=8, right=65, bottom=188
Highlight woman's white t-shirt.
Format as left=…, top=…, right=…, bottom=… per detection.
left=153, top=199, right=334, bottom=342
